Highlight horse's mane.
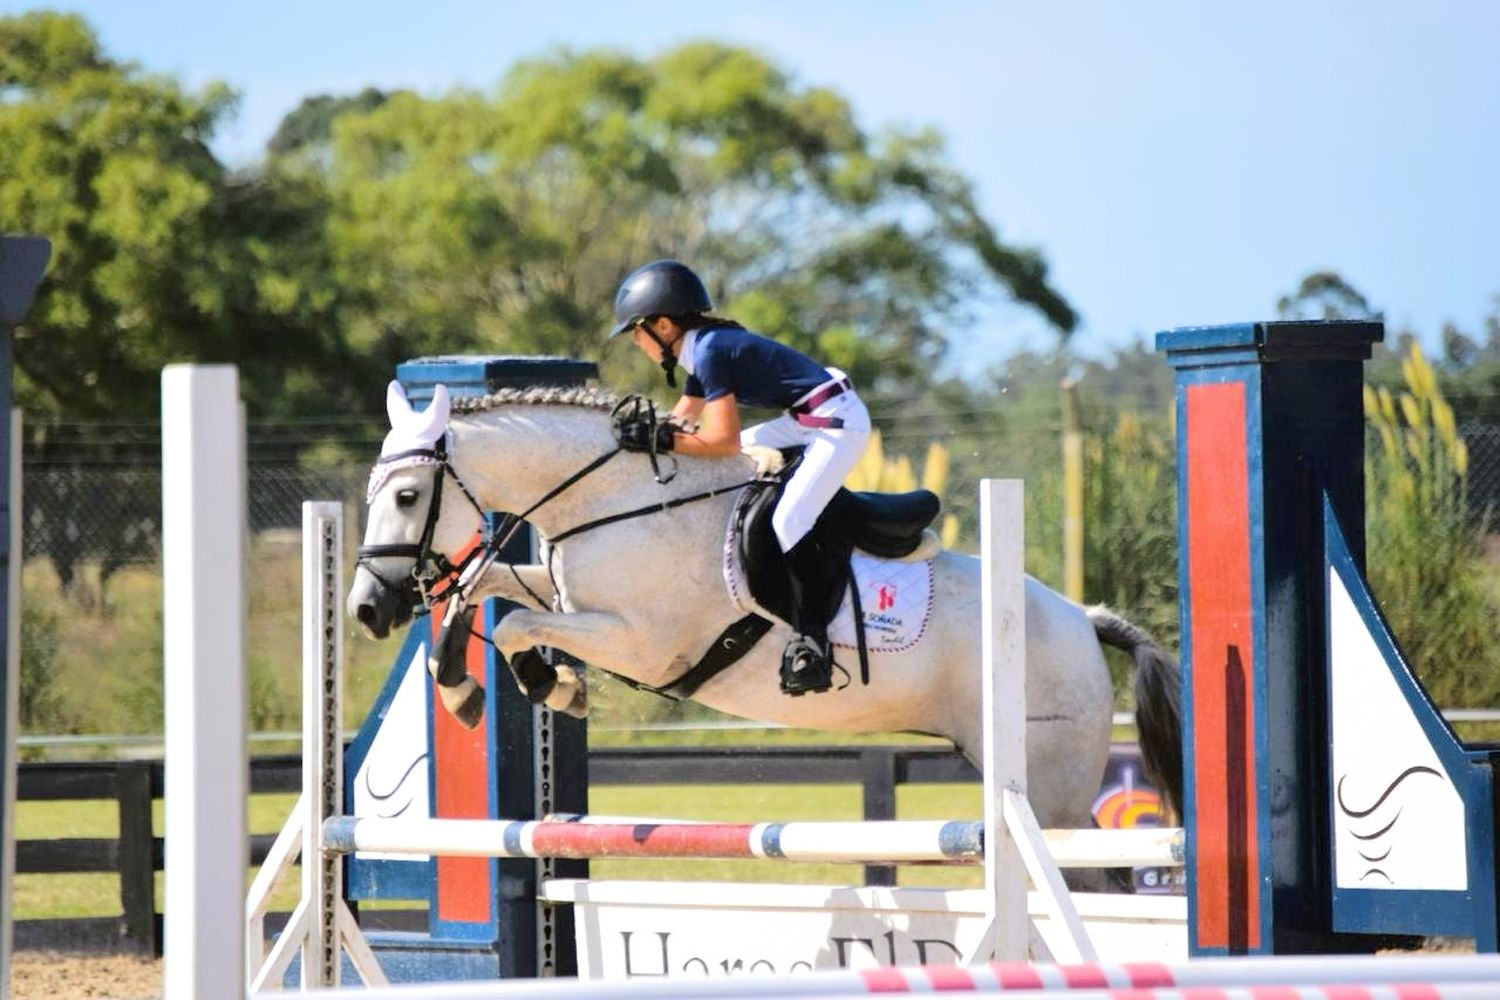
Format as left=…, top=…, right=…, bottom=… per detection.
left=449, top=385, right=622, bottom=415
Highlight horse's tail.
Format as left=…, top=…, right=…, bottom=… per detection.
left=1087, top=605, right=1183, bottom=821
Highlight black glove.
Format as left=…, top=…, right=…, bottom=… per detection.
left=615, top=418, right=676, bottom=453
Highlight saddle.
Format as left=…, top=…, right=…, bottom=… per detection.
left=733, top=454, right=941, bottom=665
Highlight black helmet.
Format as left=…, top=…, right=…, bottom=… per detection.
left=609, top=259, right=712, bottom=338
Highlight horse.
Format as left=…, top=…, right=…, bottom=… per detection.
left=346, top=381, right=1183, bottom=840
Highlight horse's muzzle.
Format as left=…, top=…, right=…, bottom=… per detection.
left=347, top=567, right=417, bottom=640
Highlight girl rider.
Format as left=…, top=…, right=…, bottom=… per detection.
left=608, top=259, right=872, bottom=696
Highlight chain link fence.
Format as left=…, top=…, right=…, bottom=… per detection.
left=18, top=426, right=381, bottom=746
left=14, top=414, right=1500, bottom=747
left=1464, top=424, right=1500, bottom=530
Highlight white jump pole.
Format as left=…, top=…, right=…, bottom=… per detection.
left=979, top=479, right=1095, bottom=964
left=980, top=479, right=1028, bottom=962
left=296, top=500, right=386, bottom=989
left=264, top=953, right=1500, bottom=999
left=162, top=365, right=247, bottom=1000
left=302, top=500, right=344, bottom=987
left=247, top=502, right=386, bottom=994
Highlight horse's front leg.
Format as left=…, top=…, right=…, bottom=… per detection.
left=467, top=563, right=557, bottom=611
left=426, top=568, right=563, bottom=731
left=492, top=609, right=634, bottom=719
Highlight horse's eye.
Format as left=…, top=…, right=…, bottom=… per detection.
left=395, top=488, right=420, bottom=508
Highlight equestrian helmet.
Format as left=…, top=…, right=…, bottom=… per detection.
left=609, top=259, right=712, bottom=337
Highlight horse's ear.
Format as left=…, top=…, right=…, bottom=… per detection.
left=386, top=380, right=413, bottom=427
left=411, top=384, right=450, bottom=445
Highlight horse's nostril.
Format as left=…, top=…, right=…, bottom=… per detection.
left=355, top=604, right=379, bottom=629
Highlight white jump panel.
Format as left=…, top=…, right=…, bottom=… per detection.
left=1328, top=563, right=1466, bottom=891
left=539, top=879, right=1185, bottom=976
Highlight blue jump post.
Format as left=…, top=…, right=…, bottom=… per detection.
left=1160, top=320, right=1500, bottom=956
left=343, top=355, right=597, bottom=982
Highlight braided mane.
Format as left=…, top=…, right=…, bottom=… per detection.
left=449, top=385, right=623, bottom=415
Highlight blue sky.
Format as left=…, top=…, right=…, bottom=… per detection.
left=10, top=1, right=1500, bottom=361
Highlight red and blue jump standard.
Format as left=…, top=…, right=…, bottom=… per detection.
left=1161, top=320, right=1383, bottom=955
left=1159, top=320, right=1500, bottom=956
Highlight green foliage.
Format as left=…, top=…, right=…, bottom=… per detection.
left=1080, top=409, right=1178, bottom=653
left=4, top=13, right=1079, bottom=434
left=1363, top=345, right=1500, bottom=707
left=266, top=87, right=395, bottom=159
left=1276, top=271, right=1381, bottom=322
left=307, top=42, right=1076, bottom=396
left=0, top=12, right=369, bottom=425
left=1370, top=316, right=1500, bottom=427
left=18, top=601, right=70, bottom=735
left=0, top=12, right=235, bottom=418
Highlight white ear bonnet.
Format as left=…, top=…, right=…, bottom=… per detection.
left=367, top=381, right=452, bottom=500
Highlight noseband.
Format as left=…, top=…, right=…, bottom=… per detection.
left=355, top=439, right=489, bottom=609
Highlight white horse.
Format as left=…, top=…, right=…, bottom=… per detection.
left=347, top=383, right=1182, bottom=835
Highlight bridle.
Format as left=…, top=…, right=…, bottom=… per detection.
left=354, top=395, right=758, bottom=620
left=354, top=438, right=492, bottom=611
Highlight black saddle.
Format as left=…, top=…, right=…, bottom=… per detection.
left=822, top=488, right=941, bottom=559
left=733, top=459, right=940, bottom=641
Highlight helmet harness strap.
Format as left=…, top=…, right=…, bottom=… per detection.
left=644, top=324, right=680, bottom=389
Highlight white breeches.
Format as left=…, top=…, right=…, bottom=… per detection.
left=740, top=380, right=871, bottom=552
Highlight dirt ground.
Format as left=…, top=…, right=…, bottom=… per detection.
left=10, top=953, right=162, bottom=1000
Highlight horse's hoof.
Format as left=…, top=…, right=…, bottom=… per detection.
left=544, top=667, right=588, bottom=718
left=508, top=647, right=557, bottom=704
left=440, top=678, right=487, bottom=729
left=556, top=691, right=589, bottom=719
left=544, top=686, right=588, bottom=718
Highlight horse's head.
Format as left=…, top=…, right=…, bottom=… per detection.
left=347, top=382, right=485, bottom=639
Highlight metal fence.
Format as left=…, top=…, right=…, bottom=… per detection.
left=1466, top=424, right=1500, bottom=528
left=14, top=415, right=1500, bottom=740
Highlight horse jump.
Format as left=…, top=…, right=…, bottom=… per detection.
left=326, top=355, right=1184, bottom=978
left=166, top=316, right=1500, bottom=997
left=247, top=480, right=1187, bottom=990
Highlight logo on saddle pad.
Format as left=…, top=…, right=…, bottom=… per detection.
left=724, top=541, right=934, bottom=654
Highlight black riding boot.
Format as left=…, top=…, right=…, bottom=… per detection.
left=780, top=540, right=834, bottom=696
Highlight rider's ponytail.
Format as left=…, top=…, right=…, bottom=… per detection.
left=670, top=313, right=745, bottom=332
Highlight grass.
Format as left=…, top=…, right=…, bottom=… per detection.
left=19, top=541, right=401, bottom=744
left=12, top=783, right=985, bottom=921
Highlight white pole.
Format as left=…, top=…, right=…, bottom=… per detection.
left=980, top=479, right=1028, bottom=961
left=302, top=501, right=344, bottom=987
left=162, top=365, right=246, bottom=1000
left=259, top=953, right=1500, bottom=999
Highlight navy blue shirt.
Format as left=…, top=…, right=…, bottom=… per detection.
left=682, top=326, right=831, bottom=410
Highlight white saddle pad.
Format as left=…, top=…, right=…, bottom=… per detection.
left=723, top=527, right=934, bottom=654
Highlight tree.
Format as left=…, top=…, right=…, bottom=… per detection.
left=266, top=87, right=395, bottom=160
left=297, top=43, right=1076, bottom=399
left=0, top=12, right=363, bottom=422
left=0, top=13, right=238, bottom=418
left=1276, top=271, right=1382, bottom=323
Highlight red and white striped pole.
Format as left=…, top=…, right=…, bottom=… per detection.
left=265, top=954, right=1500, bottom=999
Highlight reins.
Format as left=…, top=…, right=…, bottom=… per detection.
left=548, top=477, right=756, bottom=545
left=356, top=396, right=765, bottom=696
left=357, top=406, right=757, bottom=617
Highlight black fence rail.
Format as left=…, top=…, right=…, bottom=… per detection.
left=16, top=744, right=990, bottom=956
